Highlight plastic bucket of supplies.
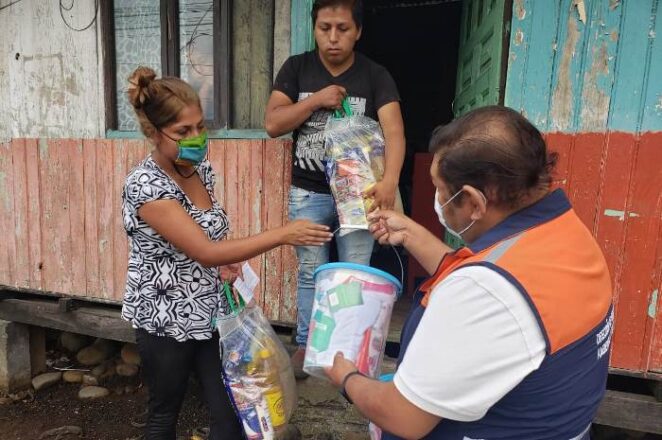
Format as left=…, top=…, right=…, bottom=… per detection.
left=303, top=263, right=402, bottom=380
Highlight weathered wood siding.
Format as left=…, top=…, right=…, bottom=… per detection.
left=0, top=0, right=104, bottom=140
left=505, top=0, right=662, bottom=373
left=232, top=0, right=275, bottom=129
left=0, top=139, right=298, bottom=325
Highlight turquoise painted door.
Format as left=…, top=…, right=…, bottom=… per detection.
left=447, top=0, right=511, bottom=248
left=291, top=0, right=315, bottom=55
left=454, top=0, right=510, bottom=116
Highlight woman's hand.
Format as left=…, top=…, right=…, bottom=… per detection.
left=324, top=352, right=360, bottom=388
left=219, top=263, right=243, bottom=283
left=368, top=210, right=411, bottom=246
left=280, top=220, right=333, bottom=246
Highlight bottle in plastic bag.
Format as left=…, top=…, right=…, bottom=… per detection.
left=231, top=377, right=275, bottom=440
left=248, top=348, right=286, bottom=430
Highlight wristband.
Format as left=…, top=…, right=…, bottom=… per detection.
left=341, top=370, right=366, bottom=404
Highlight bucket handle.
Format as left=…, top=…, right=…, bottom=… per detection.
left=313, top=228, right=405, bottom=299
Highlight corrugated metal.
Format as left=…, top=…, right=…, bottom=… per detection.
left=0, top=139, right=298, bottom=325
left=505, top=0, right=662, bottom=373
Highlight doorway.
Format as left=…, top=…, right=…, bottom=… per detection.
left=355, top=0, right=512, bottom=345
left=357, top=0, right=463, bottom=212
left=358, top=0, right=463, bottom=297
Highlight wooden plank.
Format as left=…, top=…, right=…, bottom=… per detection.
left=208, top=140, right=226, bottom=208
left=273, top=0, right=291, bottom=79
left=643, top=221, right=662, bottom=372
left=83, top=139, right=100, bottom=298
left=594, top=390, right=662, bottom=434
left=280, top=141, right=298, bottom=324
left=11, top=139, right=30, bottom=288
left=592, top=132, right=637, bottom=312
left=25, top=139, right=42, bottom=290
left=248, top=140, right=266, bottom=310
left=0, top=299, right=135, bottom=344
left=544, top=132, right=574, bottom=189
left=232, top=0, right=252, bottom=128
left=96, top=139, right=115, bottom=300
left=640, top=132, right=662, bottom=373
left=548, top=0, right=589, bottom=132
left=126, top=139, right=148, bottom=171
left=249, top=0, right=274, bottom=128
left=236, top=140, right=252, bottom=243
left=290, top=0, right=314, bottom=55
left=264, top=139, right=286, bottom=322
left=649, top=274, right=662, bottom=371
left=610, top=132, right=662, bottom=370
left=504, top=0, right=533, bottom=113
left=577, top=0, right=622, bottom=132
left=639, top=0, right=662, bottom=132
left=565, top=132, right=605, bottom=230
left=0, top=140, right=16, bottom=287
left=223, top=140, right=240, bottom=238
left=607, top=0, right=655, bottom=132
left=66, top=139, right=86, bottom=296
left=39, top=139, right=72, bottom=294
left=113, top=140, right=134, bottom=301
left=505, top=0, right=562, bottom=131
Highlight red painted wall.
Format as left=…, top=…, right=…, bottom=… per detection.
left=409, top=131, right=662, bottom=375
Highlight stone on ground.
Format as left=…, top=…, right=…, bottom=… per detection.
left=76, top=339, right=115, bottom=366
left=62, top=371, right=84, bottom=383
left=59, top=332, right=90, bottom=354
left=32, top=372, right=62, bottom=391
left=116, top=362, right=139, bottom=377
left=78, top=386, right=109, bottom=400
left=82, top=374, right=98, bottom=386
left=38, top=425, right=82, bottom=439
left=121, top=343, right=141, bottom=366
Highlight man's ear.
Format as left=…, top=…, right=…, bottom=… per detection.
left=463, top=185, right=488, bottom=221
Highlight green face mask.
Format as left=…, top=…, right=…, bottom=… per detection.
left=170, top=131, right=209, bottom=167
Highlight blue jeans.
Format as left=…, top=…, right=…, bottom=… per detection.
left=288, top=186, right=374, bottom=347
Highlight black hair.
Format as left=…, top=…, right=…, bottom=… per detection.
left=429, top=105, right=557, bottom=208
left=312, top=0, right=363, bottom=28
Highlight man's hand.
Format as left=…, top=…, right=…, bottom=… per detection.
left=368, top=210, right=411, bottom=246
left=364, top=179, right=398, bottom=212
left=311, top=85, right=347, bottom=111
left=324, top=352, right=359, bottom=388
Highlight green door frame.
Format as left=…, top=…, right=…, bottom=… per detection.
left=291, top=0, right=315, bottom=55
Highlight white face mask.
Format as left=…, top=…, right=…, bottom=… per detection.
left=434, top=188, right=478, bottom=239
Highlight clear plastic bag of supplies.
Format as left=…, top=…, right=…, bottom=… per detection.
left=217, top=283, right=297, bottom=439
left=324, top=100, right=403, bottom=236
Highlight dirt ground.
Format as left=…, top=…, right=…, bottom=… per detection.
left=0, top=377, right=210, bottom=440
left=1, top=381, right=661, bottom=440
left=0, top=333, right=659, bottom=440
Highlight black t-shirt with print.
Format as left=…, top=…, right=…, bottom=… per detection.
left=273, top=50, right=400, bottom=194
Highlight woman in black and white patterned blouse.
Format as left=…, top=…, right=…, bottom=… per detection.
left=121, top=66, right=332, bottom=440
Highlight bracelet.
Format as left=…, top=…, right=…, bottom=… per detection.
left=341, top=370, right=366, bottom=404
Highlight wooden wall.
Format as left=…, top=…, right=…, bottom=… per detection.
left=505, top=0, right=662, bottom=374
left=0, top=139, right=299, bottom=325
left=0, top=0, right=103, bottom=140
left=232, top=0, right=275, bottom=129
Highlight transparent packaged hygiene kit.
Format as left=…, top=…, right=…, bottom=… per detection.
left=217, top=277, right=297, bottom=440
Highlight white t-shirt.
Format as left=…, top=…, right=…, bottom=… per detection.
left=394, top=265, right=546, bottom=422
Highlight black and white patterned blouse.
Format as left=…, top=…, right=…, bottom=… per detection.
left=121, top=156, right=231, bottom=342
